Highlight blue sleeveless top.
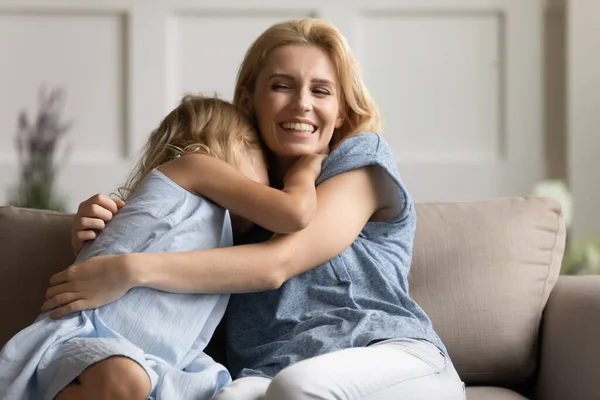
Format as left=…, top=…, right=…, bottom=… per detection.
left=225, top=132, right=447, bottom=379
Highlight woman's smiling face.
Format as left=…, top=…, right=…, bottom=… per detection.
left=249, top=45, right=345, bottom=162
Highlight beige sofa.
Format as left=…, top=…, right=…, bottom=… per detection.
left=1, top=197, right=599, bottom=399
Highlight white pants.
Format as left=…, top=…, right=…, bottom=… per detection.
left=214, top=338, right=466, bottom=400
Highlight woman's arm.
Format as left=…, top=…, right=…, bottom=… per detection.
left=44, top=165, right=399, bottom=317
left=160, top=153, right=325, bottom=234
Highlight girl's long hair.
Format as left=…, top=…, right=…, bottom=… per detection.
left=117, top=95, right=260, bottom=201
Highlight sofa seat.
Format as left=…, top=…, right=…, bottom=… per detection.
left=466, top=387, right=528, bottom=399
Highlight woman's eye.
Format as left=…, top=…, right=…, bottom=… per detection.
left=272, top=84, right=290, bottom=90
left=313, top=88, right=330, bottom=95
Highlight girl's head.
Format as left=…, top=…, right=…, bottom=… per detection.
left=234, top=18, right=380, bottom=163
left=118, top=95, right=266, bottom=200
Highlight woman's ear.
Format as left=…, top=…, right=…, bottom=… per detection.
left=239, top=88, right=253, bottom=116
left=335, top=102, right=346, bottom=128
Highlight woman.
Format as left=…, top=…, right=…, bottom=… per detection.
left=47, top=18, right=466, bottom=399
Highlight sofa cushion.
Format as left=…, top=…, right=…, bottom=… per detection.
left=410, top=197, right=565, bottom=386
left=466, top=386, right=529, bottom=400
left=0, top=206, right=75, bottom=347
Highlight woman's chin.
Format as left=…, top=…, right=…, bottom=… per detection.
left=272, top=142, right=327, bottom=158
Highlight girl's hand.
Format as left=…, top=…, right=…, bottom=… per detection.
left=284, top=153, right=327, bottom=184
left=72, top=194, right=125, bottom=255
left=41, top=254, right=135, bottom=319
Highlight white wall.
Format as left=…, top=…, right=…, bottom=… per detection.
left=0, top=0, right=545, bottom=212
left=568, top=0, right=600, bottom=238
left=545, top=0, right=566, bottom=180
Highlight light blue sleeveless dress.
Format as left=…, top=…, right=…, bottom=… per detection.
left=0, top=169, right=232, bottom=400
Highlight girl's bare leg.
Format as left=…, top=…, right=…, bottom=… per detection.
left=54, top=356, right=151, bottom=400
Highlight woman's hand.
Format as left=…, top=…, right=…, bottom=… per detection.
left=72, top=194, right=125, bottom=256
left=41, top=254, right=135, bottom=319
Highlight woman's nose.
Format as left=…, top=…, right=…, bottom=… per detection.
left=291, top=90, right=312, bottom=112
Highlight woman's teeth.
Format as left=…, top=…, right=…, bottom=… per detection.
left=280, top=122, right=316, bottom=133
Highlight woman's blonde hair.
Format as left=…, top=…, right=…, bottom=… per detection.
left=233, top=18, right=381, bottom=148
left=117, top=95, right=260, bottom=201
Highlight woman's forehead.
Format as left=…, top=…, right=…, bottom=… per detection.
left=261, top=45, right=338, bottom=83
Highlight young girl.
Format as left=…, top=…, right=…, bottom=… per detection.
left=0, top=95, right=325, bottom=400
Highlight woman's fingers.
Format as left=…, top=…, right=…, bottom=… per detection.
left=77, top=193, right=125, bottom=221
left=74, top=216, right=106, bottom=232
left=86, top=203, right=115, bottom=222
left=79, top=193, right=118, bottom=215
left=46, top=281, right=75, bottom=299
left=71, top=193, right=125, bottom=254
left=48, top=268, right=73, bottom=286
left=41, top=292, right=82, bottom=313
left=74, top=229, right=97, bottom=242
left=49, top=300, right=88, bottom=319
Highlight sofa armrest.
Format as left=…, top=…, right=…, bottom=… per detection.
left=536, top=275, right=600, bottom=400
left=0, top=206, right=75, bottom=348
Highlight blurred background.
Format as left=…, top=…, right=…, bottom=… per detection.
left=0, top=0, right=598, bottom=271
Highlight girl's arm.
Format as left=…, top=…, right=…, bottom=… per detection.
left=136, top=165, right=400, bottom=293
left=159, top=153, right=325, bottom=234
left=44, top=165, right=401, bottom=317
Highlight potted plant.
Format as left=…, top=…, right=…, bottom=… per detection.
left=532, top=180, right=600, bottom=274
left=9, top=85, right=72, bottom=211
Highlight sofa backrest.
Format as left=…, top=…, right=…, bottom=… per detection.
left=0, top=197, right=565, bottom=387
left=409, top=196, right=565, bottom=386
